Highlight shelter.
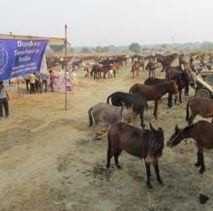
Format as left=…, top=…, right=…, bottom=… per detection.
left=0, top=33, right=66, bottom=46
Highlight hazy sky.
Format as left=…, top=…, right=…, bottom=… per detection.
left=1, top=0, right=213, bottom=46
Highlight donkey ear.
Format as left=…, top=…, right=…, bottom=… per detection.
left=175, top=125, right=180, bottom=133
left=158, top=127, right=164, bottom=133
left=149, top=122, right=155, bottom=131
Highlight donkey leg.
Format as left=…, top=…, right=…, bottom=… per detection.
left=168, top=93, right=173, bottom=108
left=106, top=133, right=113, bottom=168
left=153, top=160, right=163, bottom=185
left=184, top=84, right=189, bottom=96
left=189, top=114, right=196, bottom=125
left=114, top=150, right=122, bottom=169
left=153, top=100, right=158, bottom=119
left=179, top=91, right=182, bottom=104
left=139, top=109, right=145, bottom=128
left=145, top=162, right=152, bottom=189
left=195, top=150, right=202, bottom=167
left=106, top=148, right=113, bottom=168
left=199, top=149, right=206, bottom=174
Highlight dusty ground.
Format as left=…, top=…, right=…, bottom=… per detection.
left=0, top=65, right=213, bottom=211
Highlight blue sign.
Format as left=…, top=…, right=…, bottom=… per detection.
left=0, top=39, right=48, bottom=80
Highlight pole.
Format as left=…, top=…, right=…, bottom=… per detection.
left=64, top=24, right=68, bottom=110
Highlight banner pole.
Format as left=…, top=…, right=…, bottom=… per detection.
left=64, top=24, right=68, bottom=110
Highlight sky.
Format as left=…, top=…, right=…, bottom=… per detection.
left=1, top=0, right=213, bottom=47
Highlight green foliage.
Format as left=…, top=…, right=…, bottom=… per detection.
left=161, top=44, right=167, bottom=49
left=69, top=47, right=75, bottom=53
left=49, top=45, right=64, bottom=52
left=95, top=46, right=109, bottom=53
left=200, top=42, right=213, bottom=50
left=81, top=47, right=91, bottom=53
left=129, top=42, right=141, bottom=54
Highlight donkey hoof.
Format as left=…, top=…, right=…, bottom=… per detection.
left=141, top=124, right=146, bottom=129
left=116, top=164, right=122, bottom=169
left=147, top=184, right=153, bottom=189
left=158, top=179, right=164, bottom=185
left=199, top=169, right=205, bottom=174
left=195, top=162, right=201, bottom=167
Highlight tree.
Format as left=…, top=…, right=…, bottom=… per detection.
left=129, top=42, right=141, bottom=54
left=81, top=47, right=91, bottom=53
left=95, top=46, right=109, bottom=53
left=200, top=42, right=213, bottom=50
left=49, top=45, right=64, bottom=52
left=161, top=44, right=168, bottom=49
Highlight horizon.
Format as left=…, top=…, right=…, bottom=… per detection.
left=71, top=41, right=211, bottom=48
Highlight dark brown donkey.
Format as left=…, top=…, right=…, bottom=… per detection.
left=167, top=121, right=213, bottom=174
left=106, top=122, right=164, bottom=188
left=186, top=97, right=213, bottom=125
left=129, top=81, right=178, bottom=119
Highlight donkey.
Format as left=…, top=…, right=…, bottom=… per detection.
left=106, top=92, right=147, bottom=128
left=167, top=121, right=213, bottom=174
left=186, top=97, right=213, bottom=125
left=106, top=122, right=164, bottom=188
left=88, top=103, right=133, bottom=140
left=129, top=81, right=178, bottom=119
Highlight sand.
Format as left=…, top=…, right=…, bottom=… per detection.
left=0, top=66, right=212, bottom=211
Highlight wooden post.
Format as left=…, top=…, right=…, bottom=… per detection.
left=64, top=24, right=68, bottom=110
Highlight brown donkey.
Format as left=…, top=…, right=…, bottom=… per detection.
left=167, top=121, right=213, bottom=174
left=106, top=122, right=164, bottom=188
left=186, top=97, right=213, bottom=125
left=129, top=81, right=178, bottom=119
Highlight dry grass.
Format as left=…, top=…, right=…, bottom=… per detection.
left=0, top=63, right=212, bottom=211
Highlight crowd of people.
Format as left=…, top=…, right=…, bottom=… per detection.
left=24, top=71, right=52, bottom=94
left=0, top=70, right=58, bottom=119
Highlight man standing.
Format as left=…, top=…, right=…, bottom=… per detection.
left=0, top=81, right=9, bottom=119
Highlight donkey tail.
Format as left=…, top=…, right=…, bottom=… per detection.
left=186, top=101, right=190, bottom=121
left=106, top=94, right=112, bottom=104
left=88, top=107, right=93, bottom=127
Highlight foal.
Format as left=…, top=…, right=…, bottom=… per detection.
left=167, top=121, right=213, bottom=174
left=107, top=122, right=164, bottom=188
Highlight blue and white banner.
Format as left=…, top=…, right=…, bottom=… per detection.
left=0, top=39, right=48, bottom=80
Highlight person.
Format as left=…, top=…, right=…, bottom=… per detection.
left=41, top=73, right=48, bottom=92
left=24, top=74, right=30, bottom=92
left=49, top=70, right=55, bottom=92
left=28, top=73, right=37, bottom=94
left=35, top=72, right=43, bottom=93
left=0, top=81, right=9, bottom=119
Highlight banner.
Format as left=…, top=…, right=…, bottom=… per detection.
left=0, top=39, right=48, bottom=80
left=40, top=54, right=48, bottom=75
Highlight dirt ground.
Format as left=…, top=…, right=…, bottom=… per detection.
left=0, top=65, right=213, bottom=211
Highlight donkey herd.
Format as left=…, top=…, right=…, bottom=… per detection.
left=87, top=53, right=213, bottom=189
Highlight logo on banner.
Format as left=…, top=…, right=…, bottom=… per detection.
left=0, top=43, right=9, bottom=73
